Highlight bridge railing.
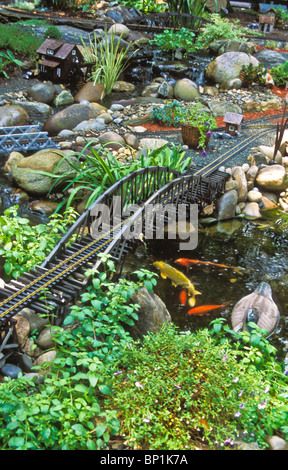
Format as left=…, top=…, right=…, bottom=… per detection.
left=41, top=166, right=179, bottom=268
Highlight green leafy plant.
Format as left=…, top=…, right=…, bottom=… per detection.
left=271, top=61, right=288, bottom=86
left=0, top=261, right=155, bottom=450
left=150, top=28, right=196, bottom=53
left=0, top=205, right=78, bottom=279
left=152, top=101, right=186, bottom=127
left=193, top=14, right=251, bottom=50
left=35, top=140, right=192, bottom=212
left=122, top=0, right=165, bottom=13
left=81, top=28, right=136, bottom=95
left=0, top=50, right=23, bottom=78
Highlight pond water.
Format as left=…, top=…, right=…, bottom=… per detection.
left=129, top=210, right=288, bottom=362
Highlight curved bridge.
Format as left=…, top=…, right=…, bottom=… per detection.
left=0, top=128, right=275, bottom=350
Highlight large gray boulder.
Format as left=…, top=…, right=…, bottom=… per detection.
left=6, top=149, right=77, bottom=195
left=256, top=164, right=288, bottom=191
left=26, top=82, right=57, bottom=104
left=174, top=78, right=200, bottom=101
left=255, top=50, right=287, bottom=69
left=42, top=103, right=99, bottom=135
left=205, top=52, right=259, bottom=85
left=0, top=105, right=29, bottom=127
left=217, top=189, right=238, bottom=220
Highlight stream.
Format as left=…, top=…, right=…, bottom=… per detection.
left=124, top=211, right=288, bottom=362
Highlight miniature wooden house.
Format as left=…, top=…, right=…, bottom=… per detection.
left=223, top=112, right=244, bottom=136
left=37, top=39, right=85, bottom=82
left=258, top=14, right=275, bottom=34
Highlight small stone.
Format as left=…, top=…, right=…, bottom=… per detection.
left=1, top=363, right=22, bottom=379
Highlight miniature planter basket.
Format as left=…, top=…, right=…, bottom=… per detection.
left=181, top=124, right=211, bottom=150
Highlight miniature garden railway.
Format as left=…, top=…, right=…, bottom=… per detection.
left=0, top=126, right=60, bottom=154
left=0, top=124, right=278, bottom=353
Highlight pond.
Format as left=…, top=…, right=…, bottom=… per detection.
left=127, top=209, right=288, bottom=362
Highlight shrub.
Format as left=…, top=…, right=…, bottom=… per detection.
left=107, top=321, right=288, bottom=450
left=0, top=23, right=42, bottom=59
left=150, top=28, right=196, bottom=53
left=43, top=25, right=62, bottom=40
left=271, top=61, right=288, bottom=86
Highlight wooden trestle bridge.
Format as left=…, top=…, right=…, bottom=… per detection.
left=0, top=127, right=276, bottom=354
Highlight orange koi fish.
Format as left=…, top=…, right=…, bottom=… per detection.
left=175, top=258, right=243, bottom=275
left=188, top=302, right=228, bottom=316
left=179, top=290, right=188, bottom=306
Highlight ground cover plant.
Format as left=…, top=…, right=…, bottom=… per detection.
left=106, top=321, right=288, bottom=450
left=0, top=205, right=77, bottom=279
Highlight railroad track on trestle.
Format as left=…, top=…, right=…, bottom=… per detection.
left=0, top=127, right=278, bottom=352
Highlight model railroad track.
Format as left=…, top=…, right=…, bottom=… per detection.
left=0, top=127, right=278, bottom=347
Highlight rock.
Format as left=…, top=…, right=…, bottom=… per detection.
left=242, top=201, right=262, bottom=219
left=266, top=435, right=288, bottom=450
left=14, top=314, right=30, bottom=348
left=0, top=105, right=29, bottom=127
left=124, top=287, right=171, bottom=340
left=157, top=80, right=174, bottom=99
left=42, top=103, right=99, bottom=135
left=7, top=149, right=77, bottom=195
left=232, top=166, right=248, bottom=202
left=256, top=49, right=287, bottom=69
left=139, top=137, right=169, bottom=150
left=112, top=81, right=135, bottom=92
left=54, top=90, right=74, bottom=107
left=246, top=165, right=258, bottom=185
left=98, top=131, right=126, bottom=149
left=203, top=85, right=219, bottom=96
left=209, top=39, right=256, bottom=55
left=124, top=132, right=139, bottom=149
left=225, top=179, right=239, bottom=192
left=248, top=151, right=268, bottom=166
left=242, top=101, right=261, bottom=113
left=141, top=82, right=161, bottom=98
left=205, top=51, right=259, bottom=85
left=29, top=200, right=59, bottom=215
left=37, top=326, right=58, bottom=349
left=174, top=78, right=200, bottom=101
left=73, top=117, right=106, bottom=132
left=108, top=23, right=130, bottom=39
left=260, top=99, right=282, bottom=112
left=74, top=82, right=106, bottom=103
left=208, top=100, right=242, bottom=116
left=33, top=350, right=57, bottom=370
left=19, top=308, right=47, bottom=332
left=247, top=189, right=262, bottom=203
left=217, top=189, right=238, bottom=220
left=0, top=363, right=22, bottom=379
left=256, top=164, right=288, bottom=191
left=26, top=82, right=57, bottom=104
left=12, top=100, right=52, bottom=116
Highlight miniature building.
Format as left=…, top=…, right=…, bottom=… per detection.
left=37, top=39, right=85, bottom=82
left=258, top=14, right=275, bottom=33
left=223, top=112, right=244, bottom=136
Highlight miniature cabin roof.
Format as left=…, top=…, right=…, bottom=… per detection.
left=259, top=3, right=287, bottom=14
left=223, top=112, right=244, bottom=125
left=36, top=39, right=81, bottom=60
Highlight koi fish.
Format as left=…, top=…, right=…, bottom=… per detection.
left=179, top=290, right=188, bottom=306
left=188, top=302, right=228, bottom=316
left=153, top=261, right=201, bottom=307
left=175, top=258, right=243, bottom=275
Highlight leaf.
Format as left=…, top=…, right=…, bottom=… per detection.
left=72, top=423, right=86, bottom=436
left=8, top=436, right=25, bottom=448
left=95, top=423, right=106, bottom=437
left=98, top=384, right=110, bottom=395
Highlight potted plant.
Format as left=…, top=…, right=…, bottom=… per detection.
left=179, top=103, right=217, bottom=153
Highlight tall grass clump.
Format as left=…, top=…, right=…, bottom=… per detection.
left=81, top=29, right=135, bottom=95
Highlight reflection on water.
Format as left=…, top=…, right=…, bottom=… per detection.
left=141, top=212, right=288, bottom=361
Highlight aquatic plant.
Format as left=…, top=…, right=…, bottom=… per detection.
left=81, top=29, right=135, bottom=95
